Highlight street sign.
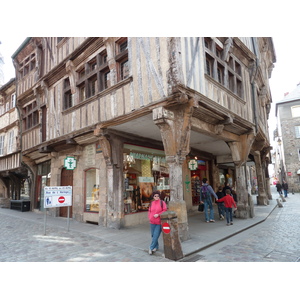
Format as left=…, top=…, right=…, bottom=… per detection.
left=44, top=186, right=72, bottom=208
left=162, top=222, right=171, bottom=234
left=64, top=156, right=77, bottom=170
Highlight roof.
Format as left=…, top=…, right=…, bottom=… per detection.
left=11, top=37, right=31, bottom=59
left=279, top=83, right=300, bottom=102
left=275, top=83, right=300, bottom=116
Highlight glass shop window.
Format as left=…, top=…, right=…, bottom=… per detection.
left=85, top=168, right=100, bottom=213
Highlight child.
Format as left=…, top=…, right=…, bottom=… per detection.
left=216, top=186, right=225, bottom=220
left=216, top=189, right=237, bottom=226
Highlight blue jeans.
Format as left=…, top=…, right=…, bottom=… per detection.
left=224, top=207, right=233, bottom=224
left=204, top=199, right=214, bottom=221
left=150, top=224, right=162, bottom=250
left=283, top=190, right=288, bottom=197
left=217, top=202, right=225, bottom=217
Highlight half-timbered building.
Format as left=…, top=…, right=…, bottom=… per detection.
left=12, top=37, right=275, bottom=240
left=0, top=78, right=28, bottom=208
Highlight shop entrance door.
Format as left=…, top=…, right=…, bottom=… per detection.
left=60, top=168, right=73, bottom=217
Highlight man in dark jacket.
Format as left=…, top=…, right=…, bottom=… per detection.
left=276, top=182, right=282, bottom=195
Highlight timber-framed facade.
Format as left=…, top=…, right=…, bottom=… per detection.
left=10, top=37, right=276, bottom=240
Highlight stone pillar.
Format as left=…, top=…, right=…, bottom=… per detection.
left=227, top=132, right=255, bottom=218
left=234, top=163, right=251, bottom=218
left=254, top=151, right=268, bottom=205
left=95, top=128, right=124, bottom=229
left=160, top=211, right=183, bottom=261
left=153, top=98, right=195, bottom=241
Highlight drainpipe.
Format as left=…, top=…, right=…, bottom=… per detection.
left=251, top=37, right=259, bottom=133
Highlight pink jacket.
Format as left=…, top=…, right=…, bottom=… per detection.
left=148, top=199, right=167, bottom=224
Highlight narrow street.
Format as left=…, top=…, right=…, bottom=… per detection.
left=191, top=190, right=300, bottom=262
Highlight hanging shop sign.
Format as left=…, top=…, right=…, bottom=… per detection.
left=44, top=186, right=73, bottom=208
left=188, top=159, right=198, bottom=170
left=64, top=156, right=77, bottom=170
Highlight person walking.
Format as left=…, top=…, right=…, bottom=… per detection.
left=276, top=181, right=283, bottom=195
left=216, top=186, right=225, bottom=220
left=216, top=189, right=237, bottom=226
left=282, top=180, right=289, bottom=197
left=200, top=178, right=218, bottom=223
left=148, top=191, right=167, bottom=255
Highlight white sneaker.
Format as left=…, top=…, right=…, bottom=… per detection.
left=153, top=248, right=157, bottom=252
left=149, top=248, right=153, bottom=255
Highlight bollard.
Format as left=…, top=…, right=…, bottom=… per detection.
left=160, top=211, right=183, bottom=261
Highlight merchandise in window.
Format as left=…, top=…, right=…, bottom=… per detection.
left=123, top=144, right=170, bottom=214
left=85, top=168, right=100, bottom=212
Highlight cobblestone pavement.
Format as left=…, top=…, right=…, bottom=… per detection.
left=192, top=194, right=300, bottom=262
left=0, top=211, right=170, bottom=262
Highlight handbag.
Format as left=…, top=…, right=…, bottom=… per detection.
left=198, top=203, right=204, bottom=212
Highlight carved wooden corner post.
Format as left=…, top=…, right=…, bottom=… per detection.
left=153, top=99, right=194, bottom=241
left=227, top=132, right=255, bottom=218
left=94, top=127, right=124, bottom=229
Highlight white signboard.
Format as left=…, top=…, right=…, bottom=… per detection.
left=44, top=186, right=73, bottom=208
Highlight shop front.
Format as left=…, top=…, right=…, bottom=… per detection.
left=122, top=144, right=170, bottom=224
left=189, top=158, right=208, bottom=205
left=35, top=160, right=51, bottom=211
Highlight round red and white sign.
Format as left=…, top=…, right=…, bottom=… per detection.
left=58, top=196, right=65, bottom=203
left=162, top=222, right=171, bottom=234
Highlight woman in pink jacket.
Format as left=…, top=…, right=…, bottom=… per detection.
left=148, top=191, right=167, bottom=255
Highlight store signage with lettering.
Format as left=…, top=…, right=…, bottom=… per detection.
left=44, top=186, right=72, bottom=208
left=130, top=152, right=166, bottom=163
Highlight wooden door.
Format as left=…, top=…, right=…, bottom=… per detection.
left=60, top=168, right=73, bottom=217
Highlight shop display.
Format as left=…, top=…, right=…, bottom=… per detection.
left=123, top=144, right=170, bottom=214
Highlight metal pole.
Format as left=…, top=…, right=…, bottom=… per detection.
left=67, top=206, right=70, bottom=231
left=44, top=208, right=47, bottom=236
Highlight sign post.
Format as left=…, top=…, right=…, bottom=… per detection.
left=43, top=186, right=73, bottom=235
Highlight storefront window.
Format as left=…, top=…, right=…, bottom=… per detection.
left=20, top=178, right=30, bottom=201
left=123, top=144, right=170, bottom=214
left=37, top=160, right=51, bottom=211
left=190, top=159, right=207, bottom=205
left=85, top=168, right=100, bottom=212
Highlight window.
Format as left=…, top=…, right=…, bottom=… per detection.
left=292, top=106, right=300, bottom=118
left=11, top=93, right=16, bottom=108
left=0, top=135, right=4, bottom=156
left=85, top=168, right=100, bottom=212
left=18, top=53, right=36, bottom=78
left=87, top=75, right=97, bottom=98
left=23, top=101, right=39, bottom=130
left=217, top=63, right=224, bottom=84
left=63, top=78, right=73, bottom=110
left=8, top=130, right=14, bottom=153
left=295, top=125, right=300, bottom=138
left=204, top=37, right=243, bottom=98
left=116, top=38, right=129, bottom=82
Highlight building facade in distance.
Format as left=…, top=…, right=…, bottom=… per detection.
left=274, top=83, right=300, bottom=193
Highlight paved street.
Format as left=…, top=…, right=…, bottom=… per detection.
left=192, top=192, right=300, bottom=262
left=0, top=187, right=298, bottom=263
left=0, top=210, right=170, bottom=262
